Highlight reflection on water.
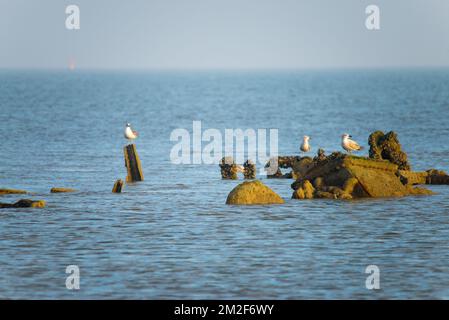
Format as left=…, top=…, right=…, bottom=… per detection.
left=0, top=69, right=449, bottom=299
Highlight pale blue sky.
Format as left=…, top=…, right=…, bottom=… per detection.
left=1, top=0, right=448, bottom=69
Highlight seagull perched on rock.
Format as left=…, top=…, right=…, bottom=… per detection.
left=341, top=133, right=363, bottom=154
left=300, top=135, right=311, bottom=154
left=124, top=123, right=138, bottom=143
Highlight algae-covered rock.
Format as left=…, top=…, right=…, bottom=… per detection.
left=301, top=180, right=315, bottom=199
left=287, top=131, right=439, bottom=200
left=397, top=170, right=428, bottom=185
left=292, top=187, right=306, bottom=199
left=368, top=131, right=411, bottom=170
left=315, top=191, right=336, bottom=199
left=291, top=153, right=433, bottom=199
left=291, top=157, right=314, bottom=178
left=0, top=199, right=46, bottom=209
left=426, top=169, right=449, bottom=185
left=219, top=157, right=238, bottom=179
left=291, top=180, right=315, bottom=200
left=0, top=188, right=27, bottom=195
left=313, top=148, right=327, bottom=163
left=406, top=186, right=435, bottom=196
left=243, top=160, right=256, bottom=179
left=226, top=180, right=284, bottom=205
left=342, top=178, right=359, bottom=194
left=50, top=188, right=77, bottom=193
left=313, top=177, right=325, bottom=189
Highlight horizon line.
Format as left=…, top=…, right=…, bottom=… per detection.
left=1, top=65, right=449, bottom=72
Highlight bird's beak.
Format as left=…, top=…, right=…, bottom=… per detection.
left=349, top=135, right=352, bottom=138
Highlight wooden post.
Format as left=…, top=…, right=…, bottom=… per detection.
left=112, top=179, right=124, bottom=193
left=124, top=144, right=144, bottom=182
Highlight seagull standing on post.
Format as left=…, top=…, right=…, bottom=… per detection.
left=341, top=133, right=363, bottom=154
left=124, top=123, right=138, bottom=144
left=300, top=135, right=311, bottom=154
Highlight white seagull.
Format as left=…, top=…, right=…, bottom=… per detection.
left=124, top=123, right=138, bottom=143
left=341, top=133, right=363, bottom=154
left=300, top=135, right=311, bottom=153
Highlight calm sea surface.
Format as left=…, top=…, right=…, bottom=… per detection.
left=0, top=69, right=449, bottom=299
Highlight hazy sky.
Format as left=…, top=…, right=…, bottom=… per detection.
left=1, top=0, right=448, bottom=69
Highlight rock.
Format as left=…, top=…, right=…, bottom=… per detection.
left=267, top=168, right=283, bottom=178
left=277, top=156, right=300, bottom=169
left=314, top=191, right=336, bottom=199
left=226, top=180, right=284, bottom=205
left=338, top=193, right=353, bottom=200
left=219, top=157, right=238, bottom=179
left=427, top=169, right=447, bottom=176
left=291, top=157, right=314, bottom=178
left=291, top=171, right=298, bottom=180
left=292, top=188, right=306, bottom=199
left=302, top=180, right=315, bottom=199
left=50, top=187, right=77, bottom=193
left=368, top=131, right=411, bottom=170
left=397, top=170, right=428, bottom=185
left=0, top=188, right=27, bottom=195
left=243, top=160, right=256, bottom=179
left=426, top=169, right=449, bottom=185
left=288, top=131, right=441, bottom=200
left=292, top=153, right=433, bottom=199
left=342, top=178, right=360, bottom=194
left=0, top=199, right=46, bottom=209
left=396, top=169, right=449, bottom=186
left=291, top=180, right=315, bottom=200
left=406, top=185, right=436, bottom=196
left=313, top=148, right=327, bottom=162
left=321, top=186, right=353, bottom=199
left=312, top=177, right=324, bottom=189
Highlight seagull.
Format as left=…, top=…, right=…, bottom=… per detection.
left=341, top=133, right=363, bottom=154
left=124, top=123, right=138, bottom=143
left=300, top=135, right=311, bottom=153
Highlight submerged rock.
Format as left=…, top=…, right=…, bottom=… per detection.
left=0, top=188, right=27, bottom=195
left=0, top=199, right=46, bottom=209
left=406, top=185, right=435, bottom=196
left=50, top=188, right=77, bottom=193
left=292, top=180, right=315, bottom=199
left=368, top=131, right=411, bottom=170
left=226, top=180, right=284, bottom=205
left=426, top=169, right=449, bottom=185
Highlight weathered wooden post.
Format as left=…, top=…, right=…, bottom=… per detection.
left=124, top=144, right=144, bottom=182
left=112, top=179, right=124, bottom=193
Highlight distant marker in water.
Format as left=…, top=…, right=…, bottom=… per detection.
left=68, top=58, right=76, bottom=71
